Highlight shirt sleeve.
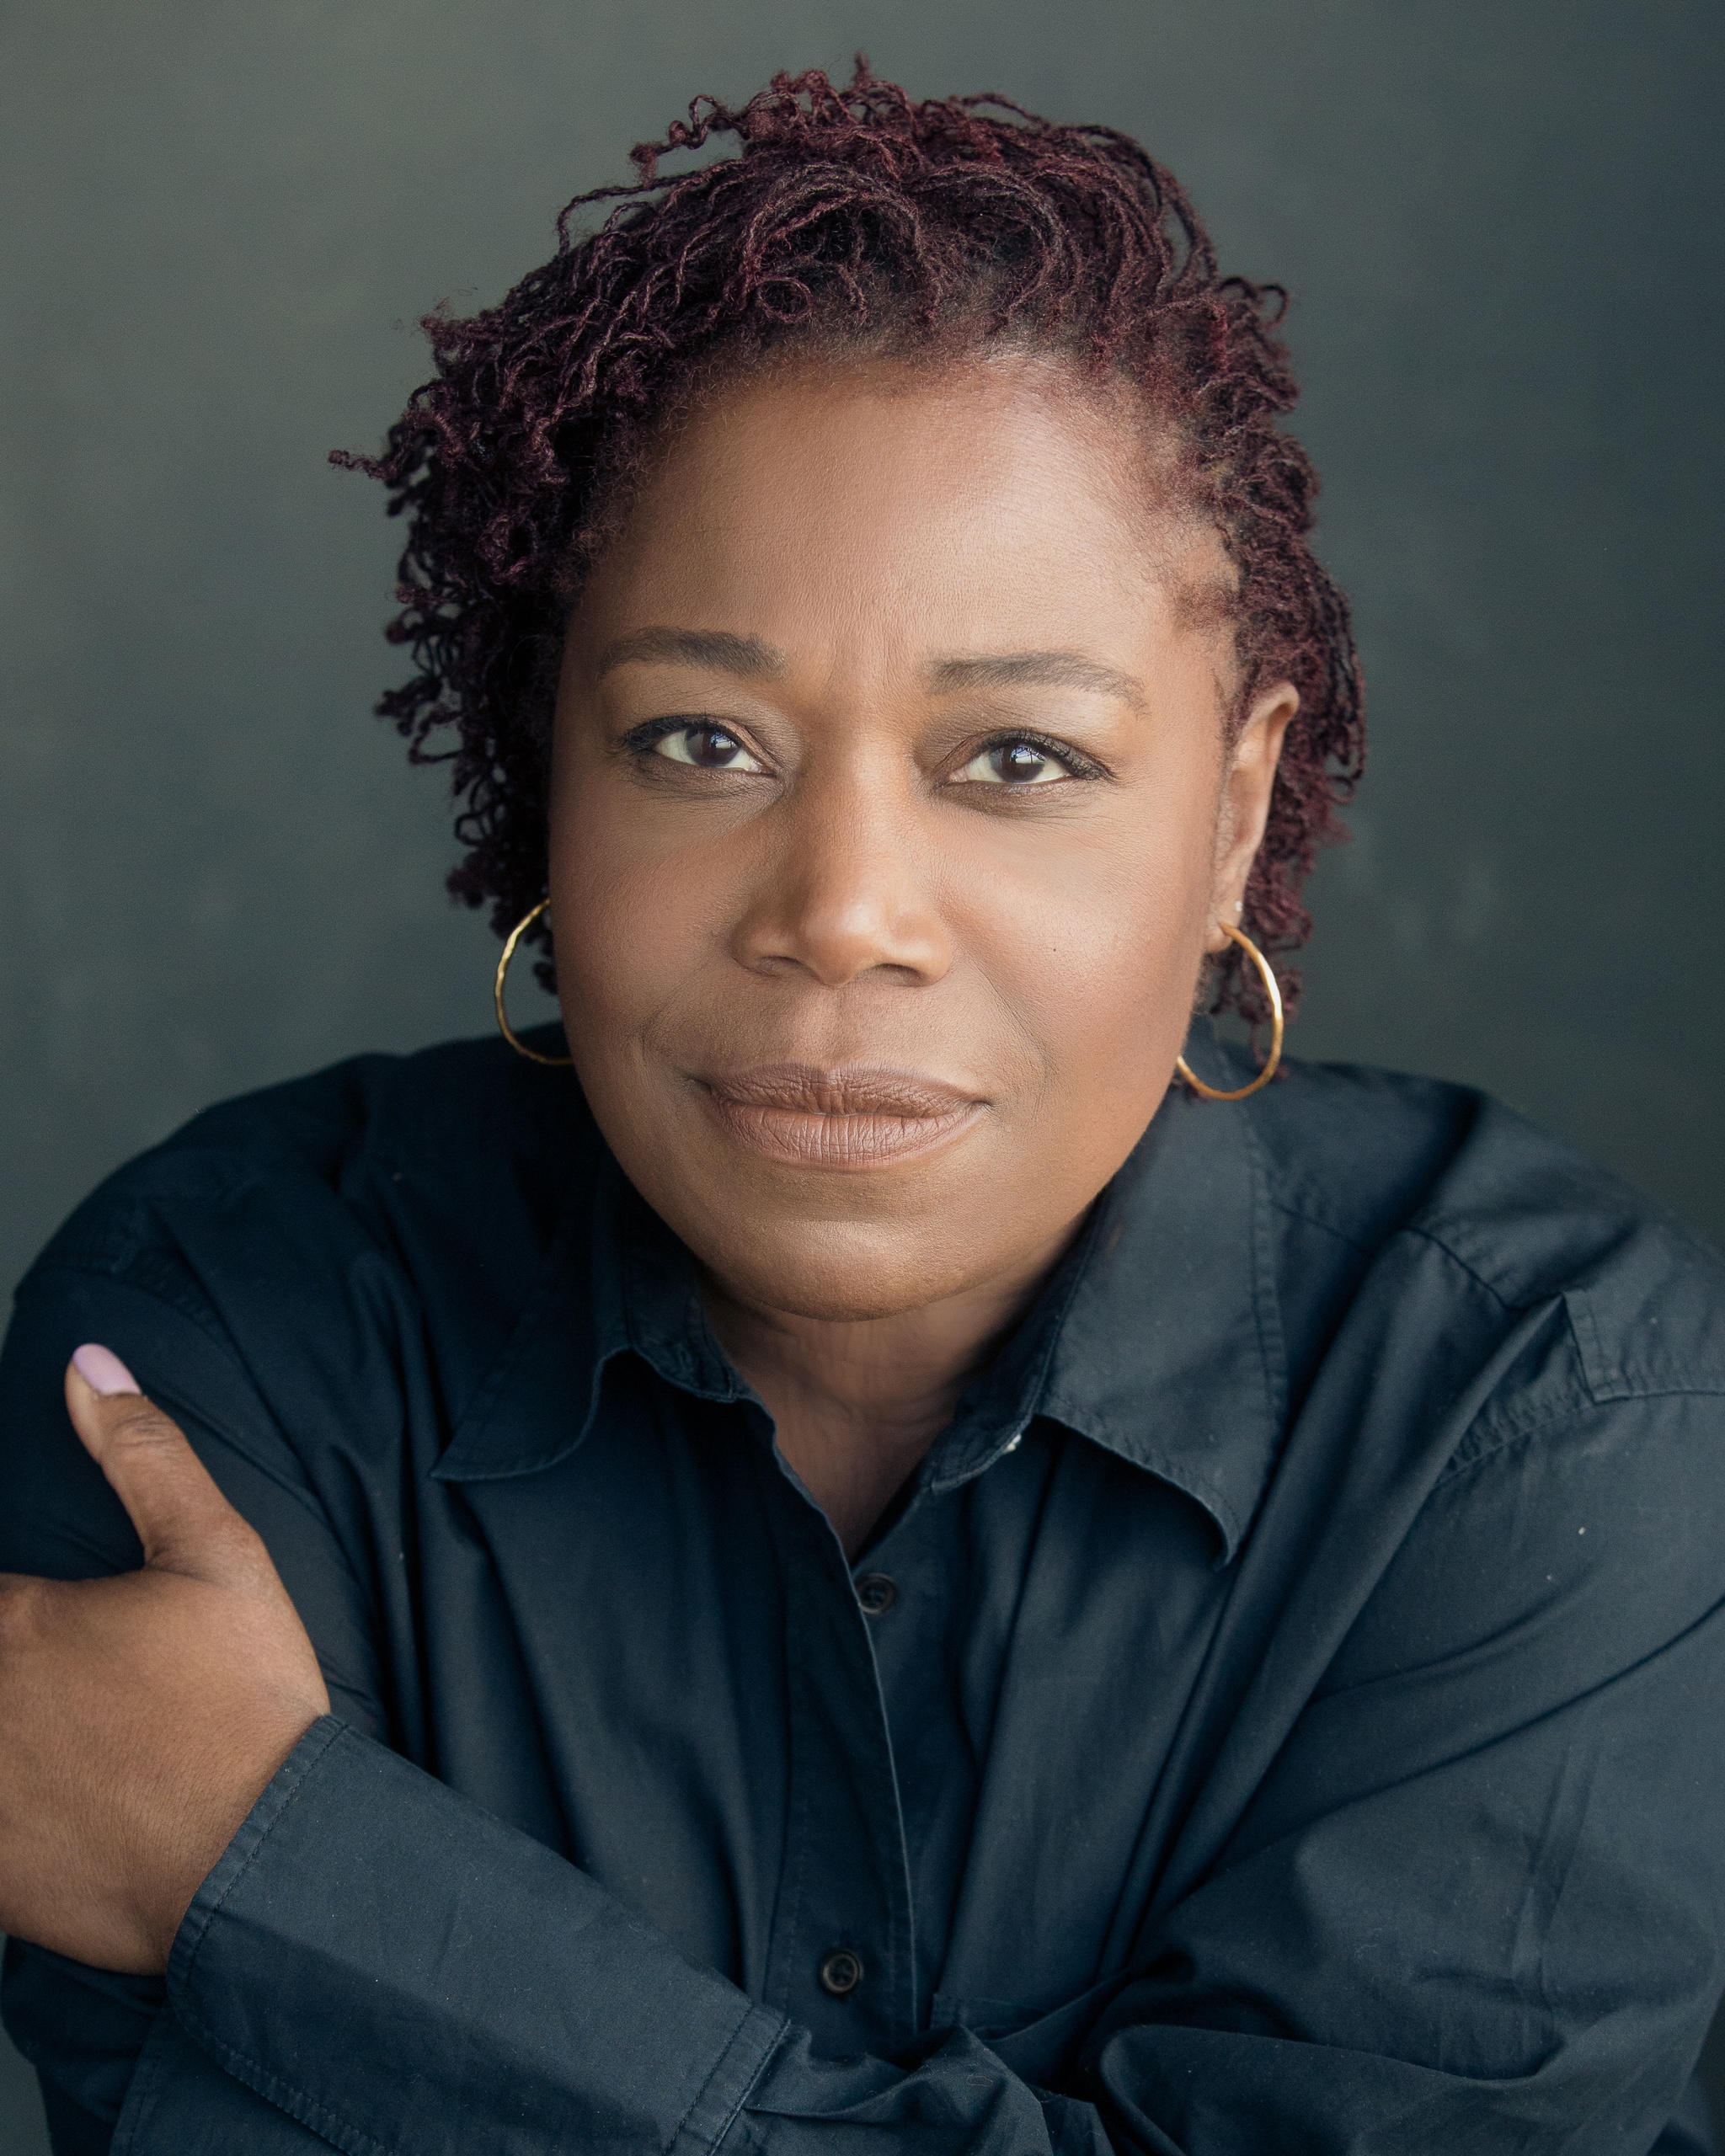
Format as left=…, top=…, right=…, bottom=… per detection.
left=1076, top=1389, right=1725, bottom=2155
left=8, top=1243, right=1724, bottom=2153
left=0, top=1241, right=1098, bottom=2156
left=126, top=1715, right=1107, bottom=2156
left=0, top=1250, right=391, bottom=2153
left=114, top=1397, right=1725, bottom=2156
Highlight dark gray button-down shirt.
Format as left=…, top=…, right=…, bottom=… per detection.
left=3, top=1033, right=1723, bottom=2154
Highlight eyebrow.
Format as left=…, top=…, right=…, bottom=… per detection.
left=595, top=631, right=1145, bottom=711
left=595, top=627, right=787, bottom=680
left=926, top=651, right=1146, bottom=711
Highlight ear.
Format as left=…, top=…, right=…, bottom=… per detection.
left=1207, top=680, right=1298, bottom=950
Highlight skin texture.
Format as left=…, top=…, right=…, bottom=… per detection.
left=0, top=353, right=1292, bottom=1971
left=552, top=358, right=1295, bottom=1550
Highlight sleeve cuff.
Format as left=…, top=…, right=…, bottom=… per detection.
left=166, top=1717, right=786, bottom=2155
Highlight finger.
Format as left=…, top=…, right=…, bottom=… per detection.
left=64, top=1350, right=270, bottom=1588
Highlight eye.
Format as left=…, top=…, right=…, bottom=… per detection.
left=955, top=736, right=1072, bottom=787
left=649, top=723, right=767, bottom=774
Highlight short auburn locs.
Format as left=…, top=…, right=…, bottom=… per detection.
left=337, top=61, right=1364, bottom=1022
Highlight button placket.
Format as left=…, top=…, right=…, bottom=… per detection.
left=761, top=1504, right=916, bottom=2055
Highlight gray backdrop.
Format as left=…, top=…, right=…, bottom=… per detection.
left=2, top=2, right=1721, bottom=2147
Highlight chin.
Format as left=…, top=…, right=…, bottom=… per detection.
left=695, top=1215, right=991, bottom=1323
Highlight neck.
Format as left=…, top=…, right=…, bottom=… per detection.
left=701, top=1223, right=1080, bottom=1558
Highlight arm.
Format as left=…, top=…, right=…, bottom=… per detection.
left=131, top=1417, right=1725, bottom=2156
left=0, top=1341, right=1096, bottom=2156
left=6, top=1316, right=1724, bottom=2153
left=0, top=1260, right=385, bottom=2149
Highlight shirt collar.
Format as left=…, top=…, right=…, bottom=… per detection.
left=435, top=1079, right=1286, bottom=1561
left=1035, top=1087, right=1288, bottom=1558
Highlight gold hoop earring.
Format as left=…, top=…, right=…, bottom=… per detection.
left=494, top=899, right=574, bottom=1067
left=1175, top=921, right=1284, bottom=1102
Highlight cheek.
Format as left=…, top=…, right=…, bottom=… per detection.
left=943, top=796, right=1214, bottom=1108
left=546, top=776, right=711, bottom=1057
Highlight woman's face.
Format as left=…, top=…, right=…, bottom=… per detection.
left=550, top=357, right=1295, bottom=1321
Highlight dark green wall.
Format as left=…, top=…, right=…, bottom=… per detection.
left=1, top=3, right=1720, bottom=2146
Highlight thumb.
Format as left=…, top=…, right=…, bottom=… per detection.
left=65, top=1345, right=272, bottom=1588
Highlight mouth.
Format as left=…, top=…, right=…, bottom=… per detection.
left=694, top=1063, right=986, bottom=1169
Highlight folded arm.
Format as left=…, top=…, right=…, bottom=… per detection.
left=3, top=1276, right=1723, bottom=2156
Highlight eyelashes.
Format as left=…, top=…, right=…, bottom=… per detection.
left=952, top=731, right=1109, bottom=787
left=621, top=718, right=1112, bottom=790
left=627, top=719, right=768, bottom=774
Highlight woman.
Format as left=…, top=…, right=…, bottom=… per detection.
left=1, top=64, right=1722, bottom=2156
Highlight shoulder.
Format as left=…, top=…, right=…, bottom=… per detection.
left=109, top=1027, right=583, bottom=1193
left=3, top=1034, right=599, bottom=1578
left=1253, top=1070, right=1725, bottom=1714
left=1250, top=1059, right=1725, bottom=1508
left=21, top=1031, right=597, bottom=1333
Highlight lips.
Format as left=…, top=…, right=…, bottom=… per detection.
left=696, top=1063, right=985, bottom=1168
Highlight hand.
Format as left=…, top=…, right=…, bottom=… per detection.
left=0, top=1347, right=330, bottom=1973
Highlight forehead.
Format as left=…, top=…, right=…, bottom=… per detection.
left=571, top=357, right=1237, bottom=672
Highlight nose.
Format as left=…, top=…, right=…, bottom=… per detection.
left=727, top=768, right=953, bottom=990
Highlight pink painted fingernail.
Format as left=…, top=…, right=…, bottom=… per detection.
left=72, top=1343, right=141, bottom=1396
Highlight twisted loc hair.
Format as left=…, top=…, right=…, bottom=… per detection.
left=336, top=61, right=1364, bottom=1021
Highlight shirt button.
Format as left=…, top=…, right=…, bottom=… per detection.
left=818, top=1948, right=865, bottom=1997
left=854, top=1572, right=897, bottom=1615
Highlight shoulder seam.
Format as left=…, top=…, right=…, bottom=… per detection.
left=1265, top=1193, right=1378, bottom=1260
left=1438, top=1381, right=1725, bottom=1492
left=1268, top=1198, right=1526, bottom=1315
